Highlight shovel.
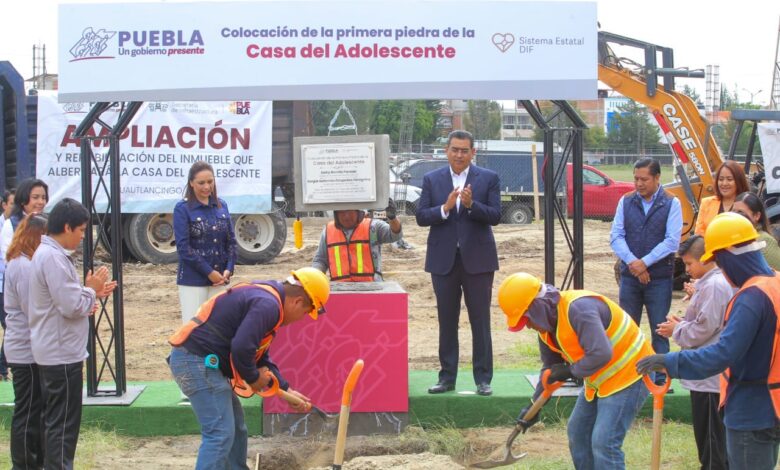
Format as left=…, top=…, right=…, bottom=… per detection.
left=642, top=373, right=671, bottom=470
left=333, top=359, right=365, bottom=470
left=471, top=369, right=564, bottom=469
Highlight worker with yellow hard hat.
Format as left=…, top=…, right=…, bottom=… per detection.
left=638, top=212, right=780, bottom=469
left=168, top=267, right=330, bottom=469
left=498, top=271, right=654, bottom=469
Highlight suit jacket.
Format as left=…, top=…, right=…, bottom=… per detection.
left=416, top=164, right=501, bottom=275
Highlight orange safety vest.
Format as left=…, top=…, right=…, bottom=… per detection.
left=539, top=290, right=655, bottom=401
left=719, top=274, right=780, bottom=417
left=168, top=283, right=284, bottom=398
left=325, top=218, right=376, bottom=282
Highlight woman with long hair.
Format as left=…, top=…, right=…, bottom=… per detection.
left=0, top=178, right=48, bottom=256
left=732, top=191, right=780, bottom=270
left=173, top=161, right=237, bottom=325
left=695, top=161, right=749, bottom=235
left=4, top=213, right=48, bottom=468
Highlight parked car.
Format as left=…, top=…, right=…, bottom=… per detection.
left=569, top=164, right=634, bottom=220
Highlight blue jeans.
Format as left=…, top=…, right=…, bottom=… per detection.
left=567, top=379, right=649, bottom=470
left=168, top=347, right=249, bottom=470
left=618, top=275, right=672, bottom=382
left=726, top=426, right=780, bottom=470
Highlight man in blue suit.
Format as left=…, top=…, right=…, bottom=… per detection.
left=416, top=130, right=501, bottom=396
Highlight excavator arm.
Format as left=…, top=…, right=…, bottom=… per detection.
left=597, top=31, right=723, bottom=238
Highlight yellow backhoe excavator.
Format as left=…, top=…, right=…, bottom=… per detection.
left=598, top=31, right=720, bottom=240
left=598, top=31, right=780, bottom=287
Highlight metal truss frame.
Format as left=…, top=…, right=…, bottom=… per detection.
left=520, top=100, right=586, bottom=290
left=74, top=101, right=142, bottom=396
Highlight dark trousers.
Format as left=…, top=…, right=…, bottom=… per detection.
left=431, top=252, right=494, bottom=386
left=39, top=362, right=83, bottom=470
left=618, top=274, right=672, bottom=382
left=691, top=390, right=729, bottom=470
left=9, top=363, right=45, bottom=470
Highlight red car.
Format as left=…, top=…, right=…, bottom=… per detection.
left=567, top=164, right=635, bottom=219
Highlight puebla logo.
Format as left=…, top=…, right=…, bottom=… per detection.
left=69, top=27, right=117, bottom=61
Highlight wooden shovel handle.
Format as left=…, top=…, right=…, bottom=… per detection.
left=522, top=369, right=565, bottom=421
left=334, top=359, right=365, bottom=468
left=642, top=372, right=671, bottom=470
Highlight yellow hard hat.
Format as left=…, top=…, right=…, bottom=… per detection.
left=498, top=272, right=542, bottom=331
left=290, top=267, right=330, bottom=320
left=701, top=212, right=759, bottom=263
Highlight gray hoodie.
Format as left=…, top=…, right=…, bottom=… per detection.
left=671, top=267, right=734, bottom=393
left=529, top=285, right=615, bottom=398
left=28, top=236, right=96, bottom=366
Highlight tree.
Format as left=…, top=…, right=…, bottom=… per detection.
left=463, top=100, right=502, bottom=140
left=710, top=84, right=764, bottom=155
left=719, top=85, right=742, bottom=111
left=606, top=101, right=664, bottom=153
left=369, top=100, right=441, bottom=145
left=680, top=85, right=704, bottom=107
left=584, top=126, right=607, bottom=150
left=310, top=100, right=440, bottom=146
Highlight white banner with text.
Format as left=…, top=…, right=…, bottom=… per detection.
left=760, top=123, right=780, bottom=193
left=36, top=92, right=273, bottom=213
left=58, top=1, right=597, bottom=102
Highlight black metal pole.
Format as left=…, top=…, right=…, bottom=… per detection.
left=572, top=130, right=584, bottom=289
left=80, top=137, right=98, bottom=396
left=109, top=136, right=126, bottom=395
left=543, top=129, right=555, bottom=284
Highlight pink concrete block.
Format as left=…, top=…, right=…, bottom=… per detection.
left=263, top=288, right=408, bottom=413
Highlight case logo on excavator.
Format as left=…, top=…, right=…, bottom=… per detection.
left=662, top=103, right=705, bottom=176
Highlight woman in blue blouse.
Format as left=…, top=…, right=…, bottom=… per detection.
left=173, top=162, right=237, bottom=325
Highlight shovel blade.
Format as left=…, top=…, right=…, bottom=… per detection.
left=470, top=426, right=527, bottom=469
left=470, top=452, right=527, bottom=469
left=312, top=405, right=338, bottom=422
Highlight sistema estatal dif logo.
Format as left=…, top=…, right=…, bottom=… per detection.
left=69, top=27, right=205, bottom=61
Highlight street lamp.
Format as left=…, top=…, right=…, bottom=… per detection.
left=742, top=88, right=763, bottom=104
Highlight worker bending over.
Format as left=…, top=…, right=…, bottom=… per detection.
left=498, top=272, right=653, bottom=470
left=168, top=267, right=330, bottom=469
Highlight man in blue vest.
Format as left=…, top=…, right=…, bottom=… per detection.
left=610, top=157, right=682, bottom=386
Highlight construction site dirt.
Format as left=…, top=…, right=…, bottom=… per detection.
left=94, top=216, right=688, bottom=468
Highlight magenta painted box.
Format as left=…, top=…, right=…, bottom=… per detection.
left=263, top=281, right=408, bottom=414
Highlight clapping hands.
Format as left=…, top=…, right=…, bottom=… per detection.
left=85, top=266, right=118, bottom=299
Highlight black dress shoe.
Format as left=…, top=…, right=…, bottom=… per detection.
left=428, top=382, right=455, bottom=394
left=476, top=383, right=492, bottom=396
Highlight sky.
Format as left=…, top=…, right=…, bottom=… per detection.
left=1, top=0, right=778, bottom=106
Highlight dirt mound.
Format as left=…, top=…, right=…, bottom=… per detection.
left=309, top=452, right=463, bottom=470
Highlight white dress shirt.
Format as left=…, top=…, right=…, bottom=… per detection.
left=440, top=166, right=470, bottom=219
